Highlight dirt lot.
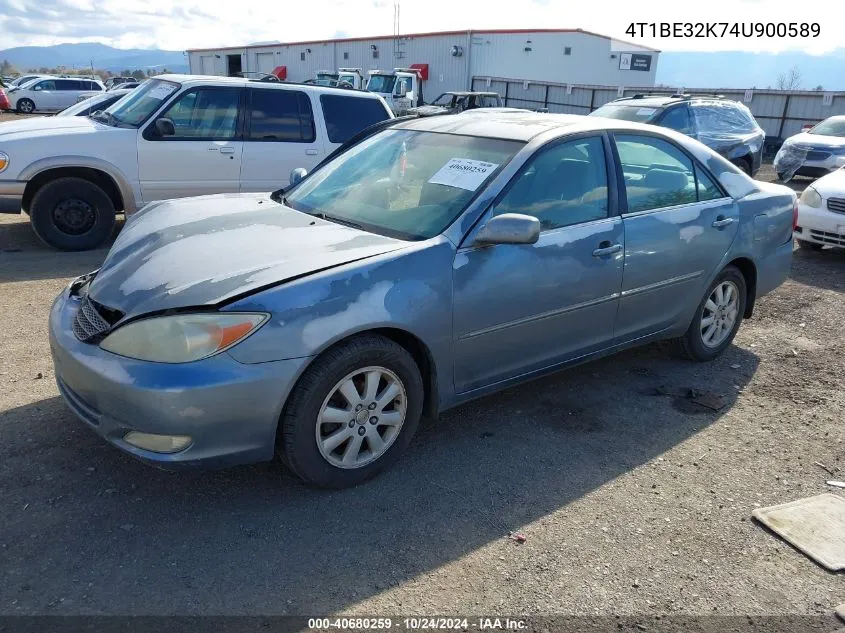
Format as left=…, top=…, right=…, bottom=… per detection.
left=0, top=166, right=843, bottom=619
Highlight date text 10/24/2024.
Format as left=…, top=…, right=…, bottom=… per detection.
left=625, top=22, right=820, bottom=38
left=307, top=618, right=528, bottom=630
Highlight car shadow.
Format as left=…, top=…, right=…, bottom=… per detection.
left=0, top=342, right=759, bottom=614
left=0, top=216, right=122, bottom=283
left=790, top=244, right=845, bottom=293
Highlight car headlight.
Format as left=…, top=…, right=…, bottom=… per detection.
left=800, top=186, right=822, bottom=208
left=100, top=313, right=268, bottom=363
left=0, top=152, right=8, bottom=173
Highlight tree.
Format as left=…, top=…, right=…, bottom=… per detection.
left=776, top=65, right=802, bottom=90
left=121, top=69, right=132, bottom=77
left=813, top=85, right=824, bottom=91
left=131, top=69, right=146, bottom=80
left=0, top=59, right=15, bottom=75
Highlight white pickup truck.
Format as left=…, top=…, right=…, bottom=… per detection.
left=0, top=74, right=393, bottom=250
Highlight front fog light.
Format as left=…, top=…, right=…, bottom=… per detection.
left=123, top=431, right=192, bottom=453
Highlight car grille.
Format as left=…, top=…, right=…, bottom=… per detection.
left=72, top=295, right=113, bottom=342
left=809, top=229, right=845, bottom=247
left=828, top=197, right=845, bottom=214
left=806, top=150, right=831, bottom=161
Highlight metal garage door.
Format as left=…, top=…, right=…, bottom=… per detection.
left=256, top=53, right=275, bottom=74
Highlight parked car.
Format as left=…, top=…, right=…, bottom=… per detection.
left=0, top=74, right=394, bottom=250
left=0, top=87, right=10, bottom=111
left=104, top=76, right=135, bottom=90
left=773, top=115, right=845, bottom=181
left=408, top=91, right=503, bottom=117
left=107, top=81, right=140, bottom=92
left=6, top=77, right=104, bottom=113
left=794, top=165, right=845, bottom=250
left=48, top=112, right=795, bottom=487
left=590, top=94, right=765, bottom=176
left=58, top=89, right=133, bottom=117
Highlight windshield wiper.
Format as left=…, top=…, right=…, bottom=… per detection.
left=315, top=212, right=363, bottom=230
left=90, top=110, right=117, bottom=126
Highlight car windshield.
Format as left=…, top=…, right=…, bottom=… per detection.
left=338, top=74, right=356, bottom=84
left=57, top=95, right=110, bottom=117
left=431, top=94, right=455, bottom=106
left=809, top=118, right=845, bottom=137
left=104, top=79, right=179, bottom=127
left=367, top=75, right=396, bottom=94
left=284, top=129, right=522, bottom=241
left=591, top=103, right=661, bottom=123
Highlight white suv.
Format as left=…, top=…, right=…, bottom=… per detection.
left=0, top=75, right=393, bottom=250
left=8, top=77, right=105, bottom=113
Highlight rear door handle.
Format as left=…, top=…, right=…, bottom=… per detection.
left=592, top=242, right=622, bottom=257
left=305, top=149, right=319, bottom=155
left=712, top=216, right=735, bottom=228
left=219, top=146, right=235, bottom=155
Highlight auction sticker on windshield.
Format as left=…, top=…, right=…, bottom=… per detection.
left=147, top=84, right=177, bottom=100
left=428, top=158, right=500, bottom=191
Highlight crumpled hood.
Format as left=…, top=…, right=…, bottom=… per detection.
left=88, top=193, right=407, bottom=318
left=408, top=105, right=451, bottom=117
left=0, top=115, right=104, bottom=138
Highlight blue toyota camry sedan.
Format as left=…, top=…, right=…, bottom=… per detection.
left=49, top=112, right=795, bottom=488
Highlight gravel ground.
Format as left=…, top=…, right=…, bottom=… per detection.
left=0, top=164, right=843, bottom=618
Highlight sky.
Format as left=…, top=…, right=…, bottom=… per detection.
left=0, top=0, right=840, bottom=54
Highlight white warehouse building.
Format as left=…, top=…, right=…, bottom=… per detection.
left=187, top=28, right=660, bottom=99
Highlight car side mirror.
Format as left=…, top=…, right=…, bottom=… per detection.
left=396, top=84, right=408, bottom=98
left=290, top=167, right=308, bottom=186
left=474, top=213, right=540, bottom=246
left=155, top=118, right=175, bottom=137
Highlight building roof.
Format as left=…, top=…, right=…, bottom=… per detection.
left=186, top=28, right=660, bottom=54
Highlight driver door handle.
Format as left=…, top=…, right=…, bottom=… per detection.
left=305, top=149, right=319, bottom=155
left=219, top=146, right=235, bottom=155
left=592, top=241, right=622, bottom=257
left=712, top=216, right=735, bottom=228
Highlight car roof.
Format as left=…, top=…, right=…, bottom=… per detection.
left=602, top=95, right=738, bottom=108
left=155, top=73, right=384, bottom=98
left=442, top=91, right=499, bottom=97
left=395, top=111, right=686, bottom=142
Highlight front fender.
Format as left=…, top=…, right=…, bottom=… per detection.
left=19, top=155, right=138, bottom=214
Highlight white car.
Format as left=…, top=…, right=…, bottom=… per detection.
left=0, top=74, right=394, bottom=250
left=775, top=116, right=845, bottom=181
left=795, top=166, right=845, bottom=250
left=8, top=77, right=105, bottom=113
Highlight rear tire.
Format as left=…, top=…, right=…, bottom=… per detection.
left=677, top=266, right=747, bottom=362
left=16, top=98, right=34, bottom=114
left=29, top=177, right=116, bottom=251
left=279, top=334, right=424, bottom=488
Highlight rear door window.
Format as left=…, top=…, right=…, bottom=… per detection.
left=247, top=88, right=315, bottom=142
left=692, top=102, right=759, bottom=135
left=320, top=94, right=391, bottom=143
left=57, top=80, right=82, bottom=91
left=614, top=134, right=698, bottom=212
left=657, top=105, right=693, bottom=134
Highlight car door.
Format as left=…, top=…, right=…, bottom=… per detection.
left=612, top=133, right=739, bottom=343
left=453, top=134, right=624, bottom=393
left=239, top=87, right=324, bottom=192
left=30, top=80, right=58, bottom=110
left=137, top=86, right=244, bottom=202
left=55, top=79, right=83, bottom=108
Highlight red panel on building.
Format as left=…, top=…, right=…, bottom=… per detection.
left=272, top=66, right=288, bottom=80
left=408, top=63, right=429, bottom=81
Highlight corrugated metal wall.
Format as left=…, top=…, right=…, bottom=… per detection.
left=472, top=77, right=845, bottom=140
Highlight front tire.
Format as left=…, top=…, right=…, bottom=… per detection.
left=279, top=334, right=424, bottom=488
left=29, top=177, right=116, bottom=251
left=678, top=266, right=747, bottom=362
left=16, top=98, right=35, bottom=114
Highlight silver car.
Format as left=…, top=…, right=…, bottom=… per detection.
left=49, top=113, right=795, bottom=488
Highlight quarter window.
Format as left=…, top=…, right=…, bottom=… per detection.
left=247, top=89, right=315, bottom=142
left=157, top=87, right=241, bottom=139
left=320, top=95, right=390, bottom=143
left=493, top=136, right=609, bottom=231
left=658, top=106, right=693, bottom=134
left=696, top=166, right=725, bottom=202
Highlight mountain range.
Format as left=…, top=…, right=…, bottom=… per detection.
left=1, top=43, right=843, bottom=90
left=0, top=43, right=188, bottom=73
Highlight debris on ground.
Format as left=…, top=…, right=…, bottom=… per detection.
left=508, top=532, right=527, bottom=544
left=752, top=494, right=845, bottom=571
left=835, top=604, right=845, bottom=623
left=827, top=481, right=845, bottom=489
left=815, top=462, right=836, bottom=476
left=653, top=386, right=727, bottom=411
